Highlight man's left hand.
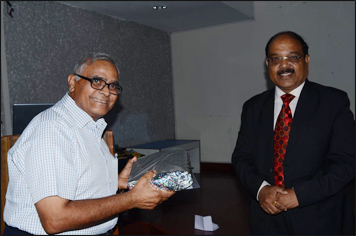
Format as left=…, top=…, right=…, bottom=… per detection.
left=276, top=188, right=299, bottom=210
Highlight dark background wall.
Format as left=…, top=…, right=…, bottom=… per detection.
left=1, top=1, right=175, bottom=147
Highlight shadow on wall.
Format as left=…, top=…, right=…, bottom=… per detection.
left=103, top=95, right=151, bottom=147
left=263, top=61, right=275, bottom=90
left=111, top=112, right=150, bottom=147
left=104, top=97, right=123, bottom=129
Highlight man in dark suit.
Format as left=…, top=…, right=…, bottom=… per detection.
left=232, top=31, right=355, bottom=234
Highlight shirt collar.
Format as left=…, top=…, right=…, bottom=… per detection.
left=62, top=93, right=107, bottom=133
left=275, top=81, right=305, bottom=101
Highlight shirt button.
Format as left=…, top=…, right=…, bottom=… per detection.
left=270, top=168, right=273, bottom=173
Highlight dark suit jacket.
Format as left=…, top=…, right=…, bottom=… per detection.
left=232, top=79, right=355, bottom=234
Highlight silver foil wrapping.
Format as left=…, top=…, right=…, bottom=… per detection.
left=127, top=148, right=193, bottom=191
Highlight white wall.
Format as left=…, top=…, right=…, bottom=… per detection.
left=171, top=1, right=355, bottom=163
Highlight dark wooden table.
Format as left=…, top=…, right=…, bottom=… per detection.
left=119, top=171, right=251, bottom=235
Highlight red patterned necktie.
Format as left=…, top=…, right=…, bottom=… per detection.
left=274, top=93, right=295, bottom=188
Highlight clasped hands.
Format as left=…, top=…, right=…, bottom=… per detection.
left=258, top=185, right=299, bottom=215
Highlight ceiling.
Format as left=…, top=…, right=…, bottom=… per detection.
left=57, top=1, right=254, bottom=33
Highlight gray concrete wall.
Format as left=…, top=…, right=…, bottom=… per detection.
left=1, top=1, right=175, bottom=147
left=171, top=1, right=355, bottom=163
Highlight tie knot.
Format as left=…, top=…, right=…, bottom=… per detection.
left=281, top=94, right=295, bottom=105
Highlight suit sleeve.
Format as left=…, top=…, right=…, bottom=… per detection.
left=293, top=92, right=355, bottom=207
left=231, top=101, right=265, bottom=199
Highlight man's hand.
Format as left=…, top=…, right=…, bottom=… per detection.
left=258, top=185, right=288, bottom=214
left=35, top=169, right=174, bottom=234
left=276, top=188, right=299, bottom=210
left=129, top=170, right=175, bottom=210
left=118, top=157, right=137, bottom=190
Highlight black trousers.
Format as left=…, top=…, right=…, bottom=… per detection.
left=3, top=224, right=114, bottom=235
left=268, top=212, right=295, bottom=235
left=3, top=224, right=32, bottom=235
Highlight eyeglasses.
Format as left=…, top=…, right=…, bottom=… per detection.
left=267, top=54, right=304, bottom=66
left=74, top=73, right=123, bottom=95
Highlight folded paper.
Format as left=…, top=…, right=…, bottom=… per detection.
left=195, top=215, right=219, bottom=231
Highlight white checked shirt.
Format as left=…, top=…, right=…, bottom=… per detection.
left=4, top=93, right=118, bottom=235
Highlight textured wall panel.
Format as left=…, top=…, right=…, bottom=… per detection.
left=2, top=1, right=174, bottom=146
left=1, top=75, right=4, bottom=137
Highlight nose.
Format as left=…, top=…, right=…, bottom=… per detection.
left=280, top=57, right=290, bottom=68
left=100, top=84, right=111, bottom=96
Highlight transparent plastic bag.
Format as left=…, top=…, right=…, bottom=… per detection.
left=127, top=147, right=193, bottom=191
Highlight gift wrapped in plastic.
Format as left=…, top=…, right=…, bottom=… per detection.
left=127, top=147, right=193, bottom=191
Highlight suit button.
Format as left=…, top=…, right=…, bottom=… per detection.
left=270, top=168, right=273, bottom=172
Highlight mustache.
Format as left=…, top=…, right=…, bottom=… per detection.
left=277, top=68, right=294, bottom=75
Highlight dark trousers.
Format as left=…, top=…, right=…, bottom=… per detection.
left=268, top=212, right=295, bottom=235
left=3, top=224, right=32, bottom=235
left=3, top=223, right=114, bottom=235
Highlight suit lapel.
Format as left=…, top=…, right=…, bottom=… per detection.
left=284, top=80, right=317, bottom=166
left=258, top=90, right=275, bottom=168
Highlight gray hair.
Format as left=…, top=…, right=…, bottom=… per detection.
left=73, top=53, right=120, bottom=81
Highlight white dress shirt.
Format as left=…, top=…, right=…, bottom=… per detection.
left=256, top=82, right=305, bottom=200
left=4, top=93, right=118, bottom=234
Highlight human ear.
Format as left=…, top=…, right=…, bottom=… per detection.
left=68, top=74, right=76, bottom=92
left=304, top=54, right=310, bottom=68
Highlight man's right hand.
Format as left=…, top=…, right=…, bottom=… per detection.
left=35, top=170, right=175, bottom=234
left=258, top=185, right=288, bottom=214
left=129, top=170, right=175, bottom=210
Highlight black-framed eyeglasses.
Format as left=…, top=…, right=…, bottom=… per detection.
left=74, top=73, right=123, bottom=95
left=267, top=54, right=304, bottom=66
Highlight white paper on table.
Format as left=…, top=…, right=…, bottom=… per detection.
left=194, top=215, right=219, bottom=231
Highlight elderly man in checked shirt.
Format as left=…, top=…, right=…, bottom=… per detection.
left=3, top=53, right=175, bottom=235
